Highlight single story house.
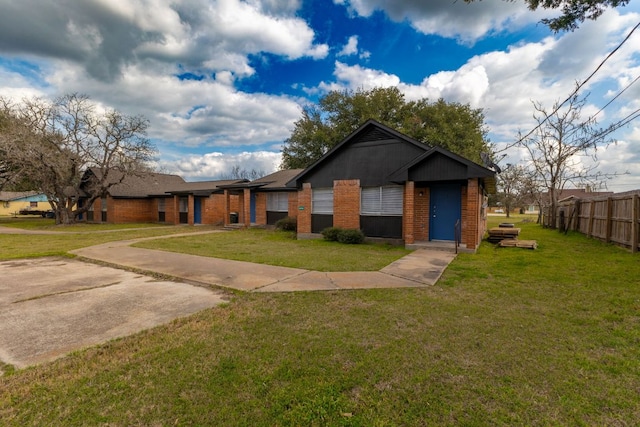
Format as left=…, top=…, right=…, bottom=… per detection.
left=78, top=120, right=496, bottom=251
left=284, top=119, right=496, bottom=251
left=218, top=168, right=303, bottom=227
left=79, top=169, right=245, bottom=225
left=0, top=191, right=49, bottom=216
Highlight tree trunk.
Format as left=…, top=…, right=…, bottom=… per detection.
left=56, top=206, right=76, bottom=225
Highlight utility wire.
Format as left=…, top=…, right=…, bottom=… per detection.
left=592, top=74, right=640, bottom=120
left=512, top=19, right=640, bottom=147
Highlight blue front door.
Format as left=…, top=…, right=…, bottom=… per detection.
left=429, top=183, right=461, bottom=241
left=194, top=198, right=202, bottom=224
left=250, top=192, right=256, bottom=223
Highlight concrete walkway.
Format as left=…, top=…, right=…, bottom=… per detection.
left=1, top=227, right=456, bottom=370
left=71, top=236, right=456, bottom=292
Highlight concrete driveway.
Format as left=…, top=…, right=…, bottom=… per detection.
left=0, top=257, right=227, bottom=370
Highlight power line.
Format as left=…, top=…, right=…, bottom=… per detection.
left=512, top=19, right=640, bottom=147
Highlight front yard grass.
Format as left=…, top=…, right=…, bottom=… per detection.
left=0, top=220, right=219, bottom=260
left=134, top=228, right=412, bottom=271
left=1, top=219, right=640, bottom=425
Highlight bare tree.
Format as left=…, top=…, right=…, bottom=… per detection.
left=0, top=94, right=156, bottom=224
left=517, top=94, right=614, bottom=228
left=220, top=165, right=266, bottom=181
left=496, top=164, right=529, bottom=218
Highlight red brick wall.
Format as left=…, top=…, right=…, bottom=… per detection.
left=187, top=195, right=195, bottom=225
left=238, top=189, right=250, bottom=226
left=287, top=192, right=298, bottom=218
left=110, top=198, right=155, bottom=223
left=201, top=194, right=227, bottom=225
left=464, top=179, right=481, bottom=249
left=333, top=179, right=360, bottom=229
left=255, top=193, right=267, bottom=225
left=403, top=181, right=415, bottom=244
left=297, top=183, right=312, bottom=233
left=170, top=196, right=180, bottom=224
left=230, top=194, right=240, bottom=214
left=414, top=186, right=430, bottom=241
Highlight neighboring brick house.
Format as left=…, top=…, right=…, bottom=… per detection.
left=219, top=169, right=303, bottom=227
left=79, top=168, right=245, bottom=225
left=286, top=120, right=497, bottom=251
left=160, top=179, right=247, bottom=225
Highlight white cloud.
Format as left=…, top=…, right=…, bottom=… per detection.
left=336, top=0, right=550, bottom=44
left=160, top=150, right=282, bottom=180
left=318, top=61, right=400, bottom=92
left=338, top=36, right=359, bottom=56
left=0, top=0, right=327, bottom=82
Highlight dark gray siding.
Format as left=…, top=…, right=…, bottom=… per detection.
left=408, top=152, right=470, bottom=182
left=266, top=211, right=288, bottom=225
left=360, top=216, right=403, bottom=238
left=311, top=214, right=333, bottom=233
left=304, top=128, right=426, bottom=187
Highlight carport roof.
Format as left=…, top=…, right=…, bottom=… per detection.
left=219, top=169, right=304, bottom=191
left=162, top=179, right=248, bottom=196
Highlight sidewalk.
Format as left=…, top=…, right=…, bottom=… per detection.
left=71, top=237, right=457, bottom=292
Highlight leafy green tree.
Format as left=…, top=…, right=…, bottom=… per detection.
left=281, top=87, right=491, bottom=169
left=465, top=0, right=630, bottom=32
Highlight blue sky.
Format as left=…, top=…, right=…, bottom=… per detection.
left=0, top=0, right=639, bottom=191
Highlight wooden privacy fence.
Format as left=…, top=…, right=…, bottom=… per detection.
left=547, top=190, right=640, bottom=253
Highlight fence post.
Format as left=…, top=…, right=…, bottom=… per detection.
left=587, top=200, right=595, bottom=238
left=573, top=200, right=580, bottom=231
left=605, top=197, right=613, bottom=243
left=632, top=194, right=639, bottom=254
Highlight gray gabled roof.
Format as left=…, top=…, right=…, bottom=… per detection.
left=251, top=169, right=304, bottom=190
left=86, top=169, right=187, bottom=198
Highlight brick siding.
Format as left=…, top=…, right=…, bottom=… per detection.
left=414, top=186, right=430, bottom=241
left=403, top=181, right=415, bottom=244
left=297, top=183, right=312, bottom=233
left=287, top=192, right=298, bottom=218
left=109, top=198, right=155, bottom=223
left=255, top=193, right=267, bottom=225
left=333, top=179, right=360, bottom=230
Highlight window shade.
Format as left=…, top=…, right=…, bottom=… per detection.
left=312, top=188, right=333, bottom=214
left=361, top=186, right=403, bottom=216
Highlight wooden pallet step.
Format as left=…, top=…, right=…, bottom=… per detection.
left=499, top=239, right=538, bottom=249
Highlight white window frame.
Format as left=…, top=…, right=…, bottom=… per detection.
left=266, top=192, right=289, bottom=212
left=312, top=188, right=333, bottom=214
left=361, top=186, right=403, bottom=216
left=158, top=198, right=166, bottom=213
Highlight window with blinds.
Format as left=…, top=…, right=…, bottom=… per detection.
left=267, top=192, right=289, bottom=212
left=312, top=188, right=333, bottom=214
left=361, top=186, right=403, bottom=216
left=179, top=197, right=188, bottom=213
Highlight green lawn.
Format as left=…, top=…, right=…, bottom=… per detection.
left=1, top=219, right=640, bottom=425
left=0, top=219, right=219, bottom=260
left=134, top=228, right=412, bottom=271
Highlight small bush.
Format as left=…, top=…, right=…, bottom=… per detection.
left=321, top=227, right=342, bottom=241
left=275, top=216, right=297, bottom=232
left=337, top=228, right=365, bottom=244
